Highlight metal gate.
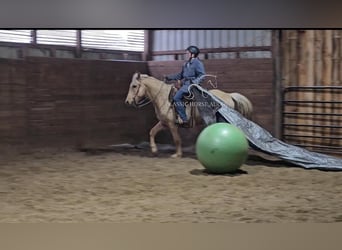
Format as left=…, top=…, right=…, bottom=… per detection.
left=282, top=86, right=342, bottom=156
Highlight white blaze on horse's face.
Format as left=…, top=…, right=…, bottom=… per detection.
left=125, top=72, right=147, bottom=107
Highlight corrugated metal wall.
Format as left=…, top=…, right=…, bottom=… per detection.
left=0, top=30, right=144, bottom=60
left=152, top=30, right=272, bottom=60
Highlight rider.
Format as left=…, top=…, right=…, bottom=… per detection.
left=165, top=45, right=206, bottom=127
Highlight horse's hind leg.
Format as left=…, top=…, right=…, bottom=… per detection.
left=149, top=121, right=166, bottom=155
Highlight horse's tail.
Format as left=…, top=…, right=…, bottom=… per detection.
left=231, top=93, right=253, bottom=120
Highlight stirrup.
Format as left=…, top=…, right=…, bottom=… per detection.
left=175, top=116, right=187, bottom=124
left=175, top=117, right=190, bottom=128
left=179, top=121, right=190, bottom=128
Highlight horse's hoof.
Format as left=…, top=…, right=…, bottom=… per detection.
left=150, top=150, right=158, bottom=156
left=170, top=153, right=182, bottom=158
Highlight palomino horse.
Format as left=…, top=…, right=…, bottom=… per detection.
left=125, top=72, right=253, bottom=158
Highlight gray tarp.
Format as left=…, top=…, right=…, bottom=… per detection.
left=189, top=84, right=342, bottom=171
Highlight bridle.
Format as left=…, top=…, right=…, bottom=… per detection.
left=132, top=78, right=165, bottom=108
left=132, top=83, right=151, bottom=108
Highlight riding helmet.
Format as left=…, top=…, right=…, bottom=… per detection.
left=186, top=45, right=200, bottom=57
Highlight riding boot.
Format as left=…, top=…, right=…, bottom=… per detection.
left=173, top=84, right=190, bottom=127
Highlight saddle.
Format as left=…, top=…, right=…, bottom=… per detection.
left=168, top=81, right=196, bottom=128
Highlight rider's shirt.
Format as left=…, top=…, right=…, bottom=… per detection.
left=167, top=57, right=206, bottom=85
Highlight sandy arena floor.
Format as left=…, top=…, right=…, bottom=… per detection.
left=0, top=144, right=341, bottom=223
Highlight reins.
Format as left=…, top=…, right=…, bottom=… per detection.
left=133, top=84, right=151, bottom=108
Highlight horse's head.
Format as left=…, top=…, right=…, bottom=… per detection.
left=125, top=72, right=149, bottom=108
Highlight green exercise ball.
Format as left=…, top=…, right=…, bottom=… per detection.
left=196, top=123, right=249, bottom=174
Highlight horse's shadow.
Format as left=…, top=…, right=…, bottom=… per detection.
left=79, top=142, right=198, bottom=159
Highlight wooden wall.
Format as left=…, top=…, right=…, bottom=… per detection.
left=280, top=30, right=342, bottom=155
left=0, top=57, right=155, bottom=147
left=281, top=30, right=342, bottom=87
left=0, top=56, right=274, bottom=149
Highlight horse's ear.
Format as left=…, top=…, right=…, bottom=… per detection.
left=135, top=71, right=141, bottom=80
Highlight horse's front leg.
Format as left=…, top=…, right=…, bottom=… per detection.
left=168, top=124, right=182, bottom=158
left=149, top=121, right=166, bottom=154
